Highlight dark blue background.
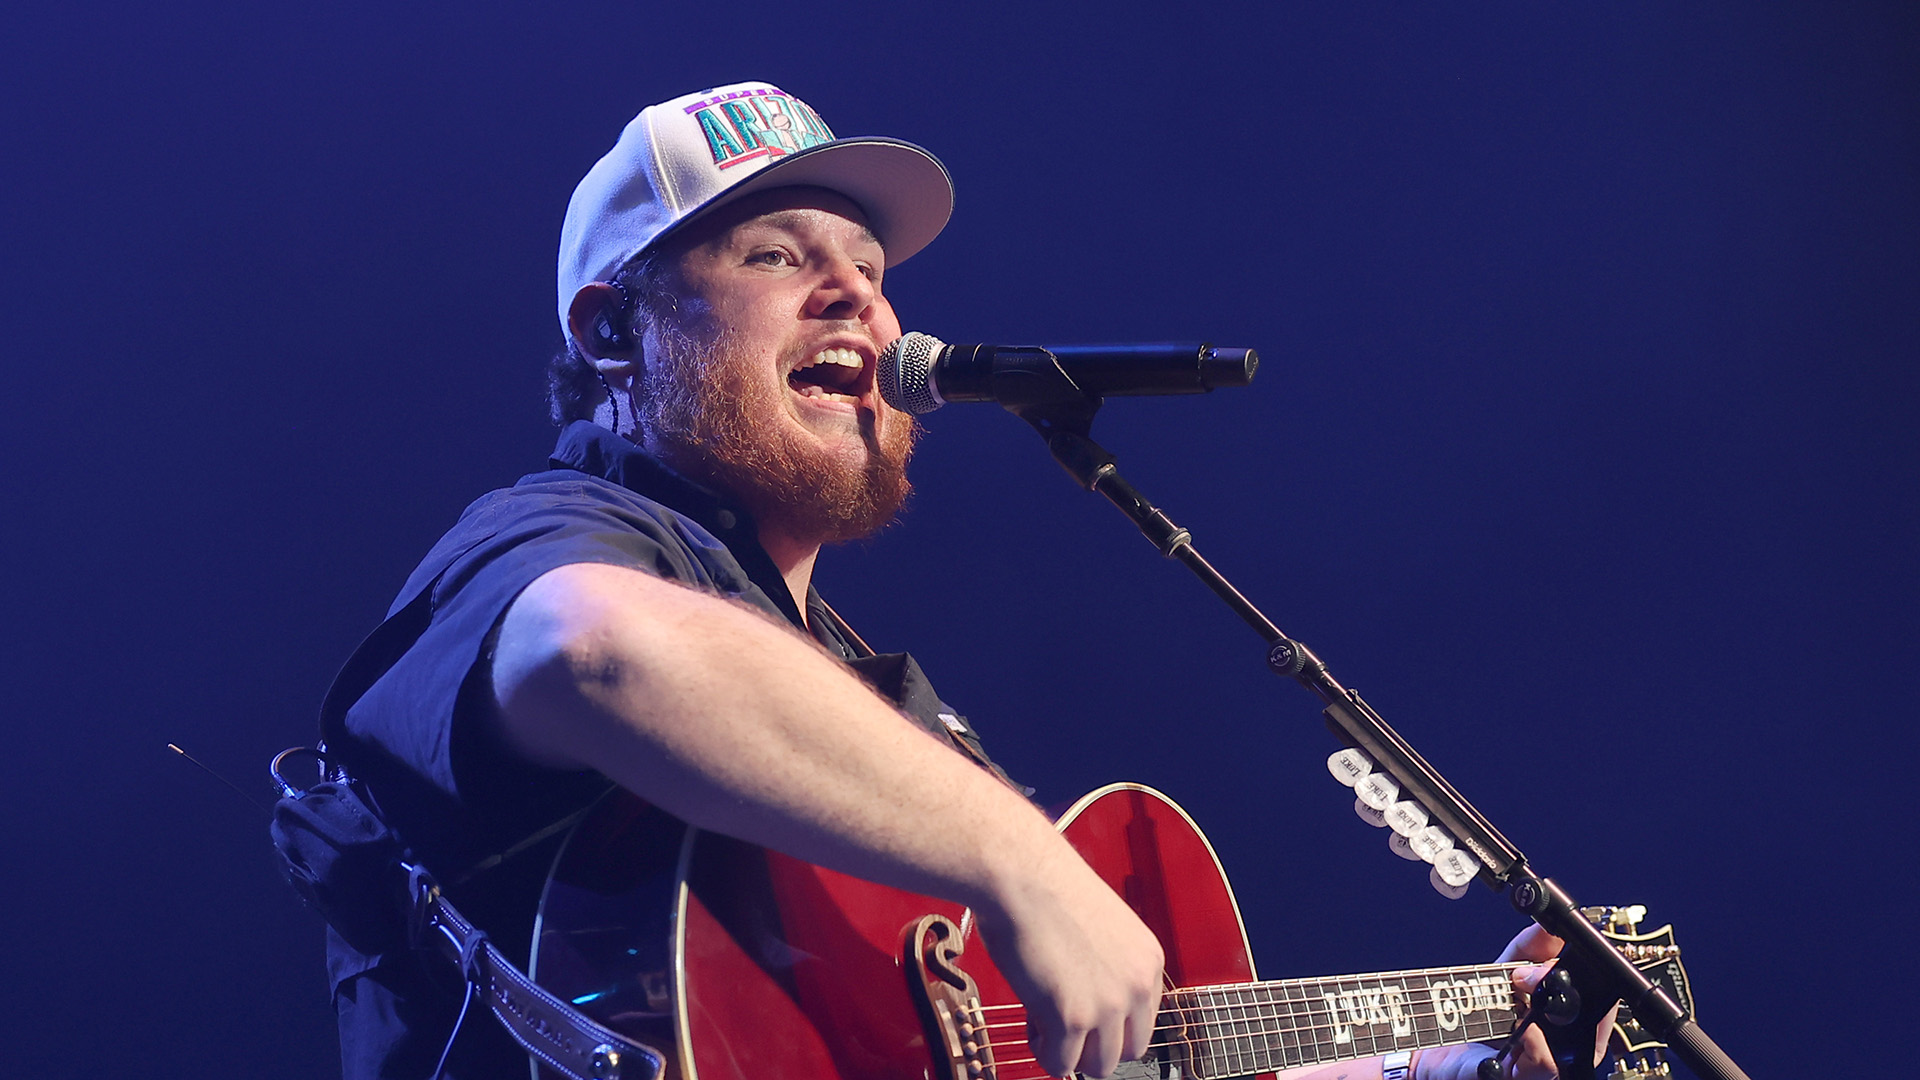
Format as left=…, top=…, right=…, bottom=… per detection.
left=3, top=3, right=1912, bottom=1076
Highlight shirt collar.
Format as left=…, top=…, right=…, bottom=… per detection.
left=549, top=420, right=756, bottom=539
left=546, top=421, right=840, bottom=645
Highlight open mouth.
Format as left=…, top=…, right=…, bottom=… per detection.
left=787, top=347, right=866, bottom=403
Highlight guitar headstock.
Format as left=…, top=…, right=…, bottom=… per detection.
left=1581, top=905, right=1694, bottom=1079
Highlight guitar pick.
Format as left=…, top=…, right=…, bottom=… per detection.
left=1327, top=748, right=1373, bottom=787
left=1429, top=868, right=1471, bottom=900
left=1389, top=831, right=1423, bottom=861
left=1432, top=848, right=1480, bottom=890
left=1354, top=796, right=1388, bottom=828
left=1383, top=800, right=1429, bottom=836
left=1356, top=771, right=1400, bottom=810
left=1408, top=825, right=1454, bottom=863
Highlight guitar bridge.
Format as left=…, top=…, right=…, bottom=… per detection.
left=907, top=914, right=1000, bottom=1080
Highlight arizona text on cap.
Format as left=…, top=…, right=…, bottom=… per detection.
left=557, top=81, right=953, bottom=338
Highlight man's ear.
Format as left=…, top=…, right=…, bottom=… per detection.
left=567, top=282, right=640, bottom=373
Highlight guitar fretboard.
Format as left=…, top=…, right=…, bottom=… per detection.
left=1170, top=962, right=1524, bottom=1078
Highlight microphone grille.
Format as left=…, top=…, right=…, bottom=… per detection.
left=878, top=331, right=948, bottom=415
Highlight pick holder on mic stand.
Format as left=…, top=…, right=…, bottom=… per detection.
left=991, top=357, right=1750, bottom=1080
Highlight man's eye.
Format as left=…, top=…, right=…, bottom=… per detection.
left=748, top=249, right=793, bottom=267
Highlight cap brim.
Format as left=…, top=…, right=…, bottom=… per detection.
left=641, top=137, right=953, bottom=268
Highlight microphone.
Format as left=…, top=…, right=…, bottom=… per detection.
left=878, top=332, right=1259, bottom=415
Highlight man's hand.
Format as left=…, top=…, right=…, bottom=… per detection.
left=1415, top=924, right=1612, bottom=1080
left=973, top=844, right=1165, bottom=1079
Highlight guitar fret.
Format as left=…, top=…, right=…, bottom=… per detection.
left=1233, top=984, right=1268, bottom=1073
left=1348, top=976, right=1379, bottom=1059
left=1235, top=985, right=1261, bottom=1075
left=1410, top=971, right=1440, bottom=1053
left=1408, top=974, right=1429, bottom=1050
left=1227, top=986, right=1256, bottom=1078
left=1244, top=983, right=1274, bottom=1068
left=1261, top=982, right=1295, bottom=1072
left=1423, top=971, right=1447, bottom=1050
left=1266, top=982, right=1293, bottom=1069
left=1261, top=982, right=1286, bottom=1073
left=1290, top=977, right=1321, bottom=1068
left=1203, top=987, right=1229, bottom=1078
left=1192, top=988, right=1222, bottom=1078
left=1224, top=987, right=1243, bottom=1076
left=1172, top=963, right=1527, bottom=1078
left=1213, top=991, right=1244, bottom=1068
left=1207, top=988, right=1235, bottom=1077
left=1301, top=977, right=1336, bottom=1066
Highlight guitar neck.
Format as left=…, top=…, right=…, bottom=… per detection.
left=1169, top=962, right=1524, bottom=1077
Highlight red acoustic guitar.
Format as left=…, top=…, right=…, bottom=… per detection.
left=529, top=783, right=1683, bottom=1080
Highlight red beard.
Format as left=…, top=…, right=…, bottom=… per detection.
left=637, top=321, right=919, bottom=545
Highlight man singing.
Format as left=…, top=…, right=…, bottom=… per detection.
left=318, top=81, right=1561, bottom=1080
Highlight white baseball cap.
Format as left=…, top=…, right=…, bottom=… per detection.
left=557, top=81, right=954, bottom=339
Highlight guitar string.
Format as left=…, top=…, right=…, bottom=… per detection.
left=971, top=995, right=1523, bottom=1050
left=968, top=991, right=1525, bottom=1080
left=983, top=999, right=1523, bottom=1030
left=981, top=986, right=1527, bottom=1023
left=972, top=1021, right=1521, bottom=1071
left=973, top=993, right=1525, bottom=1024
left=983, top=999, right=1520, bottom=1030
left=970, top=977, right=1526, bottom=1035
left=970, top=960, right=1527, bottom=1011
left=969, top=964, right=1527, bottom=1034
left=1161, top=961, right=1531, bottom=994
left=984, top=1013, right=1522, bottom=1064
left=975, top=986, right=1527, bottom=1024
left=978, top=1009, right=1521, bottom=1080
left=965, top=959, right=1528, bottom=1052
left=974, top=1004, right=1521, bottom=1053
left=974, top=995, right=1524, bottom=1042
left=982, top=1012, right=1521, bottom=1080
left=982, top=1028, right=1520, bottom=1080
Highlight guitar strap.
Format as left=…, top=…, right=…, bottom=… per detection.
left=273, top=772, right=662, bottom=1080
left=815, top=597, right=1028, bottom=794
left=275, top=576, right=1001, bottom=1080
left=275, top=558, right=664, bottom=1080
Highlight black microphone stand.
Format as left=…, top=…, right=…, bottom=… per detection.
left=995, top=376, right=1751, bottom=1080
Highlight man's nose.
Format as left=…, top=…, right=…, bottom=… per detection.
left=806, top=256, right=877, bottom=321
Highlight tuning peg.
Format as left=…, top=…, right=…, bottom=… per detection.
left=1580, top=904, right=1651, bottom=934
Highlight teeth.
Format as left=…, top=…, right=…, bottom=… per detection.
left=793, top=384, right=856, bottom=400
left=798, top=347, right=863, bottom=370
left=790, top=346, right=864, bottom=405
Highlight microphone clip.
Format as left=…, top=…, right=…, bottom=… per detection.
left=971, top=345, right=1106, bottom=414
left=1007, top=392, right=1110, bottom=490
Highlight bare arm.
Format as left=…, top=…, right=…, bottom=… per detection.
left=489, top=561, right=1163, bottom=1078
